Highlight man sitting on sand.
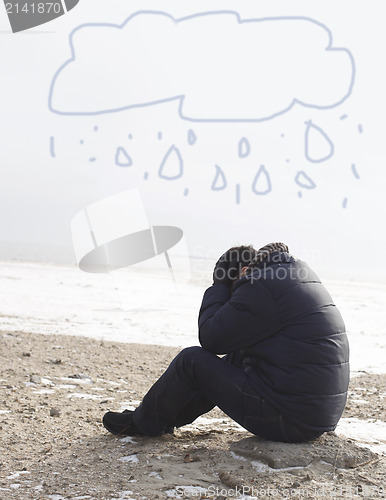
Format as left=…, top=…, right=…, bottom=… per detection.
left=103, top=242, right=349, bottom=443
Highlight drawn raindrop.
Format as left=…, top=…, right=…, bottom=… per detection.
left=157, top=131, right=163, bottom=140
left=94, top=125, right=98, bottom=132
left=49, top=136, right=55, bottom=158
left=351, top=164, right=360, bottom=180
left=89, top=157, right=96, bottom=163
left=144, top=172, right=149, bottom=180
left=342, top=198, right=348, bottom=208
left=80, top=139, right=84, bottom=145
left=304, top=120, right=334, bottom=163
left=252, top=165, right=271, bottom=195
left=235, top=184, right=241, bottom=204
left=183, top=188, right=189, bottom=196
left=358, top=124, right=363, bottom=134
left=159, top=145, right=184, bottom=180
left=340, top=114, right=348, bottom=120
left=128, top=134, right=133, bottom=140
left=211, top=165, right=227, bottom=191
left=187, top=129, right=197, bottom=146
left=238, top=137, right=250, bottom=158
left=115, top=147, right=133, bottom=167
left=298, top=191, right=303, bottom=198
left=295, top=171, right=316, bottom=189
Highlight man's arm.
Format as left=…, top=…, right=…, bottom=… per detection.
left=198, top=279, right=280, bottom=354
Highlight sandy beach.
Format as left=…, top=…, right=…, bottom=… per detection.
left=1, top=330, right=385, bottom=500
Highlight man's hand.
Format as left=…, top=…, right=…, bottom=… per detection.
left=212, top=251, right=241, bottom=288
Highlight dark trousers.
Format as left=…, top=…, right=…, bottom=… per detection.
left=132, top=346, right=320, bottom=443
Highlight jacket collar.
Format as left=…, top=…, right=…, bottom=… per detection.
left=251, top=251, right=294, bottom=270
left=232, top=252, right=295, bottom=292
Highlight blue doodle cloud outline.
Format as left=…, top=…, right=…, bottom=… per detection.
left=48, top=10, right=356, bottom=121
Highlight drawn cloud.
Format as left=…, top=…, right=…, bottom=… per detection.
left=49, top=11, right=355, bottom=121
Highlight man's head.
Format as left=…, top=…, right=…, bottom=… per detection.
left=212, top=242, right=290, bottom=288
left=212, top=245, right=258, bottom=287
left=225, top=245, right=259, bottom=273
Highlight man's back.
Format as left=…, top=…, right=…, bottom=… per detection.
left=198, top=251, right=350, bottom=434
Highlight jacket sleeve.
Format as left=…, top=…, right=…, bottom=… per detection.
left=198, top=279, right=280, bottom=354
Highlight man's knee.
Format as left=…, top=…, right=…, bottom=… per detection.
left=174, top=346, right=214, bottom=370
left=172, top=346, right=219, bottom=384
left=177, top=346, right=205, bottom=360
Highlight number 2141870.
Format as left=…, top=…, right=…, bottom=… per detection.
left=5, top=2, right=62, bottom=14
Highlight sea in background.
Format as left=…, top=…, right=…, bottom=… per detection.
left=0, top=257, right=385, bottom=375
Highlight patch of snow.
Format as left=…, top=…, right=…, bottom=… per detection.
left=67, top=393, right=104, bottom=400
left=119, top=401, right=141, bottom=411
left=41, top=377, right=54, bottom=385
left=118, top=454, right=139, bottom=463
left=251, top=460, right=308, bottom=473
left=59, top=377, right=92, bottom=385
left=148, top=471, right=162, bottom=479
left=119, top=436, right=137, bottom=444
left=230, top=451, right=248, bottom=461
left=336, top=418, right=386, bottom=454
left=182, top=415, right=246, bottom=432
left=33, top=389, right=56, bottom=394
left=251, top=460, right=271, bottom=473
left=7, top=471, right=30, bottom=480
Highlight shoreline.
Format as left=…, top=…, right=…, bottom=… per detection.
left=2, top=257, right=386, bottom=288
left=1, top=259, right=386, bottom=374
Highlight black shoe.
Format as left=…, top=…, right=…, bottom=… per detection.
left=102, top=409, right=142, bottom=436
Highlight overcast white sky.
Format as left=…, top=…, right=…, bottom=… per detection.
left=0, top=0, right=385, bottom=282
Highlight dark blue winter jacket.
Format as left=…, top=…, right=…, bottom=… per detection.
left=198, top=251, right=349, bottom=434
